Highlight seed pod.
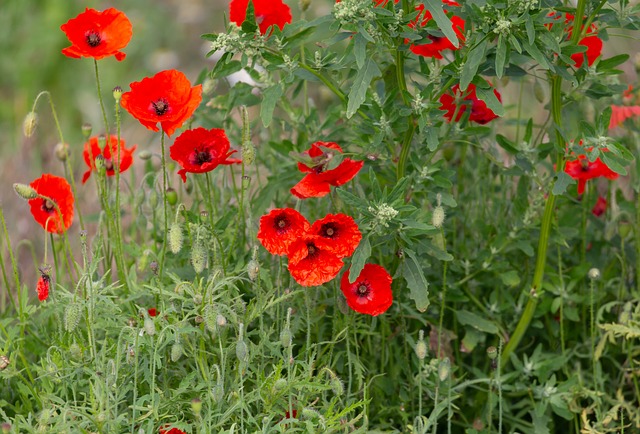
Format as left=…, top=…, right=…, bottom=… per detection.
left=241, top=143, right=255, bottom=166
left=23, top=112, right=38, bottom=137
left=112, top=86, right=123, bottom=102
left=166, top=188, right=178, bottom=206
left=171, top=341, right=183, bottom=362
left=138, top=150, right=152, bottom=160
left=81, top=123, right=92, bottom=138
left=54, top=142, right=70, bottom=162
left=64, top=303, right=82, bottom=333
left=486, top=346, right=498, bottom=360
left=144, top=317, right=156, bottom=336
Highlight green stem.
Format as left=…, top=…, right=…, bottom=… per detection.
left=94, top=59, right=110, bottom=134
left=158, top=132, right=169, bottom=279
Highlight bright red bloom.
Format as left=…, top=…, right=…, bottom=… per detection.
left=564, top=154, right=619, bottom=195
left=341, top=264, right=393, bottom=316
left=170, top=128, right=240, bottom=183
left=82, top=135, right=136, bottom=183
left=310, top=214, right=361, bottom=258
left=28, top=174, right=75, bottom=234
left=159, top=427, right=185, bottom=434
left=36, top=269, right=51, bottom=302
left=257, top=208, right=311, bottom=256
left=591, top=196, right=607, bottom=217
left=610, top=105, right=640, bottom=129
left=439, top=83, right=501, bottom=125
left=409, top=1, right=465, bottom=59
left=120, top=70, right=203, bottom=137
left=291, top=142, right=364, bottom=199
left=287, top=236, right=344, bottom=287
left=547, top=12, right=602, bottom=68
left=60, top=8, right=132, bottom=61
left=230, top=0, right=292, bottom=34
left=148, top=308, right=158, bottom=317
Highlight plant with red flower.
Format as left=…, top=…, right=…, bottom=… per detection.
left=257, top=208, right=311, bottom=255
left=336, top=0, right=399, bottom=6
left=82, top=135, right=136, bottom=183
left=439, top=83, right=501, bottom=125
left=341, top=264, right=393, bottom=316
left=610, top=105, right=640, bottom=129
left=408, top=1, right=465, bottom=59
left=291, top=142, right=364, bottom=199
left=310, top=214, right=361, bottom=258
left=230, top=0, right=292, bottom=34
left=591, top=196, right=607, bottom=217
left=287, top=235, right=344, bottom=287
left=28, top=174, right=75, bottom=234
left=148, top=308, right=158, bottom=317
left=36, top=266, right=52, bottom=302
left=547, top=12, right=602, bottom=68
left=170, top=127, right=241, bottom=183
left=60, top=8, right=132, bottom=61
left=120, top=70, right=203, bottom=137
left=159, top=427, right=185, bottom=434
left=564, top=153, right=619, bottom=195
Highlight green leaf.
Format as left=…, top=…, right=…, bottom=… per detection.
left=499, top=270, right=521, bottom=287
left=402, top=249, right=430, bottom=312
left=552, top=171, right=575, bottom=195
left=596, top=106, right=612, bottom=133
left=346, top=58, right=380, bottom=118
left=423, top=0, right=459, bottom=48
left=525, top=15, right=535, bottom=45
left=600, top=152, right=628, bottom=176
left=260, top=84, right=283, bottom=127
left=241, top=0, right=258, bottom=33
left=597, top=54, right=630, bottom=71
left=460, top=39, right=487, bottom=91
left=455, top=310, right=499, bottom=334
left=349, top=236, right=371, bottom=283
left=354, top=32, right=367, bottom=70
left=475, top=86, right=505, bottom=117
left=336, top=188, right=369, bottom=210
left=522, top=40, right=552, bottom=70
left=495, top=35, right=507, bottom=79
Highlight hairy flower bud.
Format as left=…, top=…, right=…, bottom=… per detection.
left=64, top=303, right=82, bottom=333
left=69, top=342, right=82, bottom=360
left=204, top=304, right=217, bottom=332
left=588, top=268, right=601, bottom=280
left=138, top=150, right=152, bottom=160
left=13, top=183, right=38, bottom=200
left=171, top=341, right=183, bottom=362
left=247, top=259, right=259, bottom=281
left=280, top=327, right=292, bottom=348
left=236, top=339, right=248, bottom=363
left=168, top=222, right=183, bottom=254
left=54, top=142, right=70, bottom=162
left=23, top=112, right=38, bottom=137
left=241, top=142, right=255, bottom=165
left=144, top=317, right=156, bottom=336
left=191, top=238, right=208, bottom=274
left=438, top=357, right=451, bottom=382
left=216, top=313, right=227, bottom=328
left=432, top=206, right=446, bottom=228
left=273, top=378, right=287, bottom=393
left=415, top=330, right=427, bottom=360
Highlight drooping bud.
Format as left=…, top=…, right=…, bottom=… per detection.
left=64, top=303, right=82, bottom=333
left=168, top=222, right=183, bottom=254
left=236, top=323, right=249, bottom=363
left=23, top=112, right=38, bottom=137
left=432, top=206, right=446, bottom=228
left=171, top=341, right=183, bottom=362
left=191, top=237, right=208, bottom=274
left=54, top=142, right=70, bottom=162
left=148, top=190, right=158, bottom=208
left=588, top=268, right=601, bottom=280
left=112, top=86, right=123, bottom=102
left=415, top=330, right=428, bottom=360
left=144, top=317, right=156, bottom=336
left=138, top=150, right=152, bottom=160
left=533, top=79, right=546, bottom=104
left=302, top=407, right=321, bottom=420
left=247, top=259, right=259, bottom=281
left=280, top=328, right=292, bottom=348
left=203, top=304, right=216, bottom=332
left=13, top=183, right=38, bottom=200
left=438, top=357, right=450, bottom=382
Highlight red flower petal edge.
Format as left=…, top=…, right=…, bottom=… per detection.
left=82, top=135, right=136, bottom=183
left=310, top=213, right=362, bottom=258
left=439, top=83, right=501, bottom=125
left=28, top=174, right=75, bottom=234
left=229, top=0, right=292, bottom=34
left=257, top=208, right=311, bottom=255
left=61, top=8, right=132, bottom=61
left=341, top=264, right=393, bottom=316
left=287, top=235, right=344, bottom=287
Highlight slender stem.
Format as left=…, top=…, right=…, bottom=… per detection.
left=158, top=132, right=169, bottom=279
left=0, top=207, right=19, bottom=313
left=94, top=59, right=110, bottom=134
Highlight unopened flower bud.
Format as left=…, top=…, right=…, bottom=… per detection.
left=168, top=222, right=183, bottom=254
left=236, top=339, right=248, bottom=363
left=216, top=313, right=227, bottom=328
left=191, top=398, right=202, bottom=415
left=415, top=330, right=428, bottom=360
left=211, top=383, right=224, bottom=402
left=329, top=374, right=344, bottom=396
left=203, top=304, right=216, bottom=332
left=171, top=341, right=183, bottom=362
left=13, top=183, right=38, bottom=200
left=144, top=317, right=156, bottom=336
left=191, top=239, right=208, bottom=274
left=81, top=123, right=93, bottom=138
left=247, top=259, right=259, bottom=281
left=23, top=112, right=38, bottom=137
left=138, top=150, right=152, bottom=160
left=55, top=142, right=70, bottom=161
left=69, top=342, right=82, bottom=360
left=619, top=221, right=632, bottom=239
left=588, top=268, right=600, bottom=280
left=280, top=328, right=292, bottom=348
left=438, top=357, right=450, bottom=382
left=112, top=86, right=123, bottom=102
left=432, top=206, right=446, bottom=228
left=64, top=303, right=82, bottom=333
left=2, top=422, right=12, bottom=433
left=0, top=355, right=9, bottom=371
left=273, top=378, right=287, bottom=392
left=166, top=188, right=178, bottom=206
left=241, top=143, right=255, bottom=165
left=148, top=190, right=158, bottom=208
left=302, top=407, right=320, bottom=420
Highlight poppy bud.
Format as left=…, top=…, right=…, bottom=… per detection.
left=166, top=187, right=178, bottom=206
left=193, top=294, right=203, bottom=305
left=247, top=259, right=259, bottom=281
left=55, top=142, right=70, bottom=162
left=241, top=142, right=255, bottom=165
left=191, top=238, right=208, bottom=274
left=168, top=222, right=183, bottom=254
left=171, top=341, right=183, bottom=362
left=280, top=328, right=292, bottom=348
left=330, top=374, right=344, bottom=396
left=415, top=330, right=427, bottom=360
left=236, top=339, right=248, bottom=363
left=438, top=357, right=450, bottom=382
left=144, top=317, right=156, bottom=336
left=191, top=398, right=202, bottom=415
left=64, top=303, right=82, bottom=333
left=112, top=86, right=123, bottom=102
left=211, top=383, right=224, bottom=403
left=302, top=408, right=320, bottom=420
left=138, top=150, right=152, bottom=160
left=432, top=206, right=446, bottom=228
left=0, top=355, right=9, bottom=371
left=69, top=342, right=82, bottom=360
left=148, top=190, right=158, bottom=208
left=216, top=313, right=227, bottom=328
left=203, top=304, right=216, bottom=332
left=619, top=222, right=632, bottom=239
left=23, top=112, right=38, bottom=137
left=486, top=346, right=498, bottom=360
left=588, top=268, right=600, bottom=280
left=273, top=378, right=287, bottom=392
left=13, top=183, right=38, bottom=200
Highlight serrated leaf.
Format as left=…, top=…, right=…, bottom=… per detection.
left=455, top=310, right=499, bottom=334
left=347, top=58, right=380, bottom=118
left=552, top=171, right=575, bottom=195
left=402, top=249, right=430, bottom=312
left=349, top=236, right=371, bottom=283
left=423, top=0, right=459, bottom=48
left=460, top=39, right=487, bottom=91
left=260, top=84, right=283, bottom=127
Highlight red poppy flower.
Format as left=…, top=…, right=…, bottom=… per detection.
left=120, top=70, right=203, bottom=137
left=159, top=427, right=185, bottom=434
left=28, top=174, right=75, bottom=234
left=409, top=1, right=465, bottom=59
left=36, top=268, right=51, bottom=302
left=547, top=12, right=602, bottom=68
left=82, top=135, right=136, bottom=183
left=610, top=105, right=640, bottom=129
left=258, top=208, right=311, bottom=256
left=148, top=308, right=158, bottom=317
left=340, top=264, right=393, bottom=316
left=591, top=196, right=607, bottom=217
left=310, top=214, right=361, bottom=258
left=564, top=154, right=619, bottom=195
left=170, top=127, right=240, bottom=183
left=439, top=83, right=501, bottom=125
left=230, top=0, right=292, bottom=34
left=60, top=8, right=132, bottom=61
left=291, top=142, right=364, bottom=199
left=287, top=235, right=344, bottom=287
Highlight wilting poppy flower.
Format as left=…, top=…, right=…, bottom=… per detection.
left=258, top=208, right=311, bottom=256
left=120, top=70, right=202, bottom=137
left=170, top=127, right=241, bottom=183
left=287, top=235, right=343, bottom=287
left=36, top=267, right=51, bottom=302
left=159, top=427, right=185, bottom=434
left=564, top=153, right=619, bottom=195
left=310, top=214, right=361, bottom=258
left=439, top=83, right=501, bottom=125
left=341, top=264, right=393, bottom=316
left=28, top=174, right=75, bottom=234
left=60, top=8, right=132, bottom=61
left=409, top=1, right=465, bottom=59
left=592, top=196, right=607, bottom=217
left=230, top=0, right=292, bottom=34
left=82, top=135, right=136, bottom=183
left=291, top=142, right=364, bottom=199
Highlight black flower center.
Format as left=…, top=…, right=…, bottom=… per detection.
left=275, top=216, right=288, bottom=232
left=357, top=283, right=370, bottom=297
left=307, top=243, right=318, bottom=258
left=42, top=199, right=56, bottom=214
left=321, top=223, right=337, bottom=238
left=428, top=35, right=444, bottom=43
left=580, top=159, right=590, bottom=171
left=86, top=31, right=102, bottom=47
left=193, top=148, right=212, bottom=165
left=152, top=98, right=170, bottom=116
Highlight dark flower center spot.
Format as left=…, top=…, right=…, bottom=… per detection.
left=193, top=148, right=212, bottom=165
left=42, top=199, right=56, bottom=214
left=357, top=283, right=370, bottom=297
left=321, top=223, right=337, bottom=238
left=152, top=98, right=170, bottom=116
left=428, top=35, right=444, bottom=43
left=307, top=243, right=318, bottom=258
left=105, top=159, right=114, bottom=171
left=86, top=31, right=102, bottom=47
left=580, top=159, right=590, bottom=171
left=275, top=216, right=288, bottom=233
